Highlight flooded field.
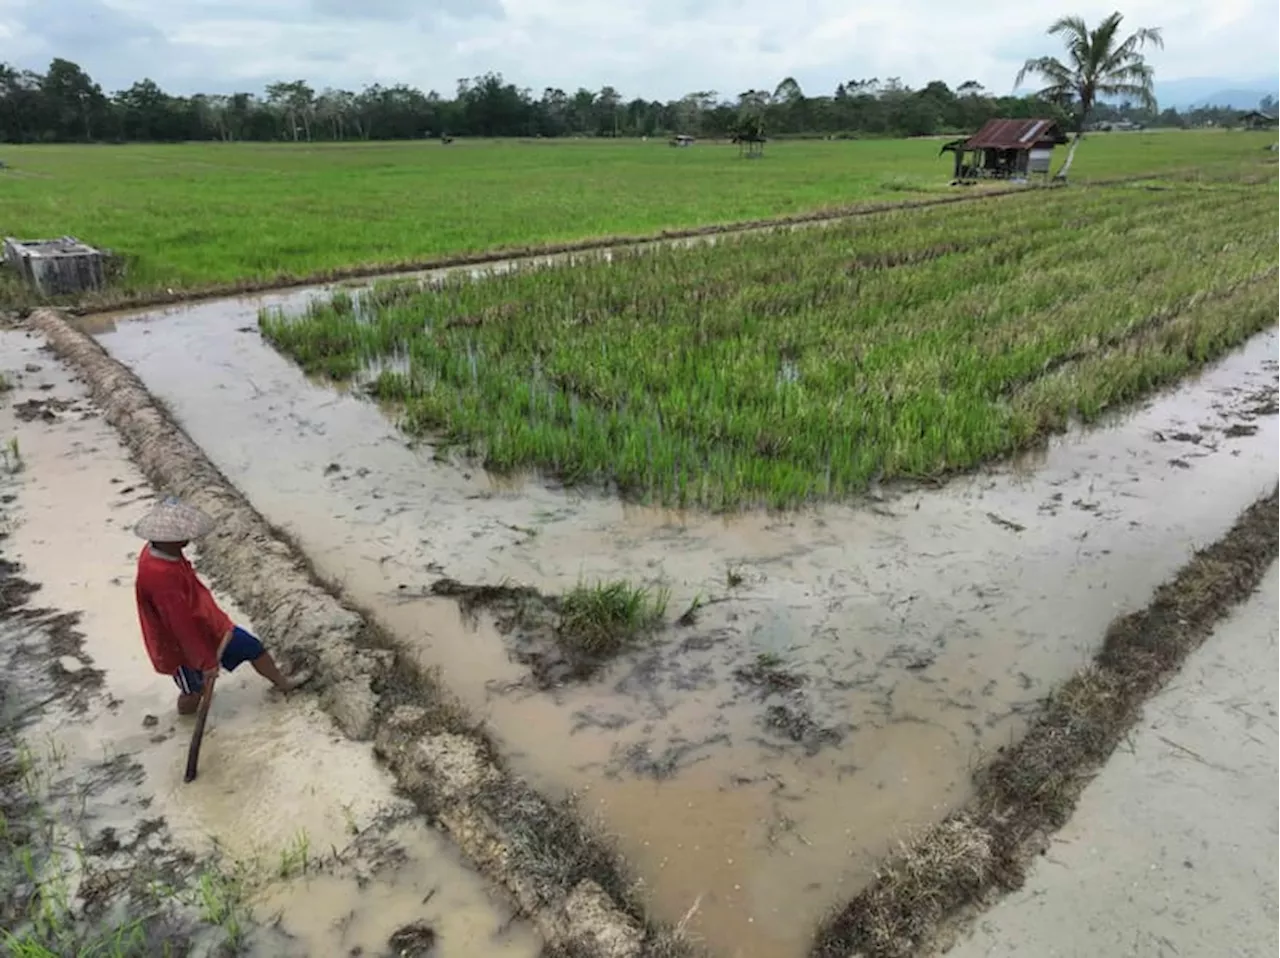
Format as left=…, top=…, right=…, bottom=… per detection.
left=0, top=329, right=540, bottom=957
left=82, top=285, right=1280, bottom=957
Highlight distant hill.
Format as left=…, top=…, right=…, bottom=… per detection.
left=1153, top=76, right=1279, bottom=110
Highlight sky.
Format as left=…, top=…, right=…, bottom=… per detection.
left=2, top=0, right=1277, bottom=101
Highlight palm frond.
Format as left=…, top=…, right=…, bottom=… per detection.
left=1016, top=56, right=1073, bottom=90
left=1129, top=26, right=1164, bottom=50
left=1047, top=15, right=1089, bottom=41
left=1048, top=16, right=1091, bottom=71
left=1096, top=81, right=1158, bottom=111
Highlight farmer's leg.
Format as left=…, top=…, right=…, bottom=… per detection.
left=174, top=667, right=203, bottom=715
left=222, top=627, right=308, bottom=694
left=248, top=651, right=301, bottom=693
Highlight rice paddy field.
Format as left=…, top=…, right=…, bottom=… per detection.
left=47, top=126, right=1278, bottom=958
left=260, top=156, right=1278, bottom=509
left=0, top=130, right=1270, bottom=296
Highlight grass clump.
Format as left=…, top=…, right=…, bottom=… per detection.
left=262, top=157, right=1277, bottom=509
left=557, top=580, right=668, bottom=662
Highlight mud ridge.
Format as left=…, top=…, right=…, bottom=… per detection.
left=27, top=308, right=692, bottom=958
left=810, top=487, right=1280, bottom=958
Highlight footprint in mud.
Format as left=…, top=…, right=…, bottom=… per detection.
left=387, top=920, right=436, bottom=957
left=1223, top=423, right=1259, bottom=438
left=13, top=397, right=76, bottom=422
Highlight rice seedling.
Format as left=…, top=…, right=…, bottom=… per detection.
left=261, top=160, right=1277, bottom=510
left=556, top=579, right=668, bottom=662
left=2, top=439, right=23, bottom=475
left=277, top=830, right=311, bottom=879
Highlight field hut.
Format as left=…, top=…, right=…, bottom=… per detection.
left=941, top=118, right=1067, bottom=183
left=1240, top=110, right=1278, bottom=130
left=669, top=134, right=695, bottom=148
left=732, top=116, right=766, bottom=158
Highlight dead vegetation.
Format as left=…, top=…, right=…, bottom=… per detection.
left=811, top=487, right=1279, bottom=958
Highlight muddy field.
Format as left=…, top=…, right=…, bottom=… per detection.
left=0, top=329, right=542, bottom=957
left=61, top=275, right=1280, bottom=958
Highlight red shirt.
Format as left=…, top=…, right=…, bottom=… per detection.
left=135, top=547, right=233, bottom=674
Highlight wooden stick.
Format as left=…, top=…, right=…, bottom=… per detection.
left=184, top=673, right=217, bottom=783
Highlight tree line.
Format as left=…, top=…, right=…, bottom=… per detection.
left=0, top=57, right=1266, bottom=145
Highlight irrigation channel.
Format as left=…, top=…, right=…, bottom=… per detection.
left=72, top=263, right=1279, bottom=958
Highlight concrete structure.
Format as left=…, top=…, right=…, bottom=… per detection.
left=948, top=567, right=1279, bottom=958
left=3, top=236, right=107, bottom=297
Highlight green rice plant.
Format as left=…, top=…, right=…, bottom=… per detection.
left=557, top=580, right=668, bottom=662
left=194, top=865, right=247, bottom=949
left=2, top=438, right=22, bottom=475
left=6, top=133, right=1270, bottom=301
left=261, top=161, right=1277, bottom=509
left=277, top=830, right=311, bottom=879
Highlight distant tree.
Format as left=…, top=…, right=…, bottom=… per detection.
left=43, top=58, right=108, bottom=140
left=0, top=52, right=1212, bottom=145
left=266, top=80, right=315, bottom=141
left=1015, top=11, right=1163, bottom=180
left=1260, top=94, right=1278, bottom=114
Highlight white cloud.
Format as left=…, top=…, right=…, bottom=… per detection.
left=4, top=0, right=1277, bottom=100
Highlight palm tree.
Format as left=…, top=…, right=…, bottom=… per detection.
left=1015, top=12, right=1163, bottom=181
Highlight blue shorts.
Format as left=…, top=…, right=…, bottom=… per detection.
left=173, top=626, right=265, bottom=696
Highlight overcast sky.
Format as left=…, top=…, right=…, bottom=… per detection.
left=2, top=0, right=1276, bottom=100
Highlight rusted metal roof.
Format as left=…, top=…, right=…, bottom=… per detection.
left=961, top=118, right=1066, bottom=151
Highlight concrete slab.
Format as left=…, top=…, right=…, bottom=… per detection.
left=947, top=564, right=1279, bottom=958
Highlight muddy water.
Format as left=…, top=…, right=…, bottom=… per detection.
left=84, top=292, right=1280, bottom=958
left=0, top=330, right=540, bottom=958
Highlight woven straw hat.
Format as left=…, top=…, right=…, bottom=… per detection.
left=134, top=496, right=216, bottom=542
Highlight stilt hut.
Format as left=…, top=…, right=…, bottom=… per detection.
left=942, top=118, right=1067, bottom=183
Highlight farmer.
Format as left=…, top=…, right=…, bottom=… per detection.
left=134, top=496, right=308, bottom=715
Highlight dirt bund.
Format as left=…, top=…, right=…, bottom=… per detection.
left=28, top=307, right=678, bottom=958
left=810, top=487, right=1280, bottom=958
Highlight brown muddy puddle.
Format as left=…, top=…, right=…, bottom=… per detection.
left=0, top=329, right=540, bottom=958
left=80, top=289, right=1280, bottom=958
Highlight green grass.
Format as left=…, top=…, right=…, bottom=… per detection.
left=260, top=154, right=1278, bottom=510
left=557, top=580, right=669, bottom=661
left=0, top=131, right=1271, bottom=297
